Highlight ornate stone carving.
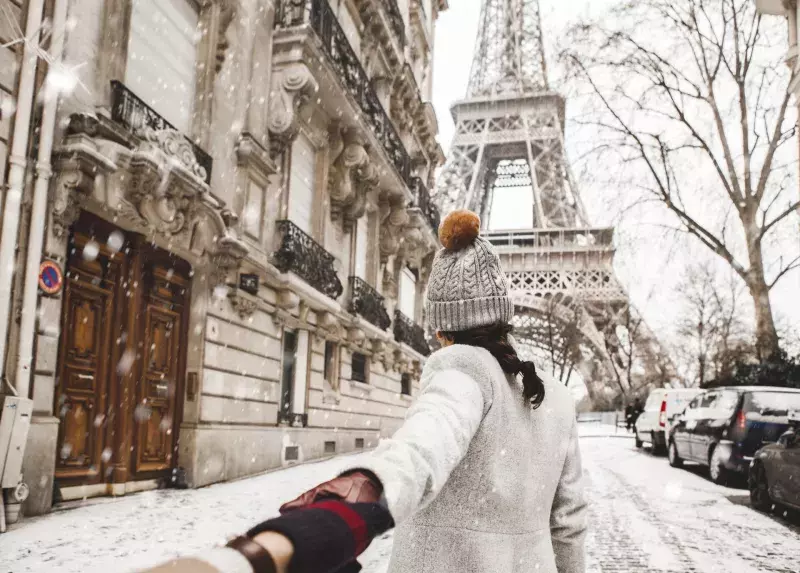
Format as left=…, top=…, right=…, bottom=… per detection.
left=51, top=133, right=118, bottom=237
left=228, top=289, right=259, bottom=319
left=216, top=0, right=237, bottom=73
left=328, top=126, right=380, bottom=226
left=268, top=64, right=318, bottom=159
left=378, top=195, right=410, bottom=262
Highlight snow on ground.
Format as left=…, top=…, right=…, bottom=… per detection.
left=1, top=429, right=799, bottom=573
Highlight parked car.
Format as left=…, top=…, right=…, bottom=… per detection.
left=635, top=388, right=703, bottom=453
left=749, top=411, right=800, bottom=513
left=668, top=386, right=800, bottom=484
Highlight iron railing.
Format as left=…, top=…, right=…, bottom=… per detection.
left=110, top=80, right=212, bottom=185
left=276, top=0, right=411, bottom=183
left=393, top=310, right=431, bottom=356
left=385, top=0, right=406, bottom=48
left=273, top=220, right=344, bottom=300
left=348, top=276, right=391, bottom=330
left=410, top=176, right=440, bottom=232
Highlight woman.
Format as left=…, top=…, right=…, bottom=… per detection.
left=280, top=209, right=588, bottom=573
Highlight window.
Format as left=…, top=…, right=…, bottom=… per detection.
left=323, top=341, right=339, bottom=391
left=401, top=373, right=412, bottom=396
left=288, top=133, right=317, bottom=234
left=355, top=438, right=365, bottom=449
left=243, top=180, right=265, bottom=239
left=354, top=216, right=368, bottom=280
left=279, top=329, right=298, bottom=420
left=399, top=267, right=417, bottom=318
left=125, top=0, right=199, bottom=132
left=351, top=352, right=368, bottom=383
left=324, top=441, right=336, bottom=454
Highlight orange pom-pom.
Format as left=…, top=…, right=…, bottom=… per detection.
left=439, top=210, right=480, bottom=251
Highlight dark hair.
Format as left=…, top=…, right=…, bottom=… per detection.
left=440, top=323, right=545, bottom=409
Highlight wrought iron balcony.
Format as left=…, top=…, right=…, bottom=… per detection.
left=348, top=277, right=391, bottom=330
left=393, top=310, right=431, bottom=356
left=276, top=0, right=411, bottom=183
left=384, top=0, right=406, bottom=49
left=110, top=80, right=212, bottom=185
left=273, top=220, right=344, bottom=300
left=410, top=176, right=440, bottom=232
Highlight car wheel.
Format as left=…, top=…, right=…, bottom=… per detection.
left=635, top=432, right=643, bottom=448
left=651, top=432, right=665, bottom=456
left=749, top=463, right=773, bottom=513
left=708, top=446, right=729, bottom=485
left=668, top=440, right=683, bottom=468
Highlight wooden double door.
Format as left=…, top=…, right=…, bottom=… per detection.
left=54, top=215, right=191, bottom=488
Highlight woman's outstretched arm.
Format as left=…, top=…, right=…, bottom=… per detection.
left=282, top=365, right=489, bottom=525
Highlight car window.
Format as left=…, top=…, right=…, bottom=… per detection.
left=705, top=390, right=738, bottom=419
left=687, top=396, right=701, bottom=409
left=743, top=392, right=800, bottom=422
left=700, top=393, right=718, bottom=408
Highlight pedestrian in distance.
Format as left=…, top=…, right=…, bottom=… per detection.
left=137, top=209, right=588, bottom=573
left=625, top=402, right=635, bottom=432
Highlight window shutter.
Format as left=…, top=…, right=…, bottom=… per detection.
left=399, top=267, right=417, bottom=318
left=288, top=133, right=317, bottom=234
left=125, top=0, right=199, bottom=133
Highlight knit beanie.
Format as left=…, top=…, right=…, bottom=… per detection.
left=426, top=210, right=514, bottom=332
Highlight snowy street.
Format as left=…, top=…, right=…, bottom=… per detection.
left=1, top=427, right=799, bottom=573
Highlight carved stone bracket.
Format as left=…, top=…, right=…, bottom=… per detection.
left=228, top=289, right=259, bottom=319
left=51, top=133, right=118, bottom=237
left=268, top=63, right=319, bottom=160
left=208, top=231, right=249, bottom=289
left=378, top=195, right=410, bottom=263
left=328, top=125, right=380, bottom=227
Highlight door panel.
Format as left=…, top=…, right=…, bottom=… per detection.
left=55, top=237, right=123, bottom=484
left=133, top=261, right=189, bottom=476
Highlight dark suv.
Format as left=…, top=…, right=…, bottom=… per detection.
left=668, top=386, right=800, bottom=484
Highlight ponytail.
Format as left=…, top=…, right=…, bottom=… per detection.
left=441, top=323, right=545, bottom=409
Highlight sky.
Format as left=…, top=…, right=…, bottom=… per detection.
left=429, top=0, right=800, bottom=363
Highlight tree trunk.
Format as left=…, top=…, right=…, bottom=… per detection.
left=743, top=212, right=781, bottom=360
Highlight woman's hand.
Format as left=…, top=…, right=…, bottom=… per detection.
left=252, top=531, right=294, bottom=573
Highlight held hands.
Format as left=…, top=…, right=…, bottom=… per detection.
left=279, top=471, right=383, bottom=512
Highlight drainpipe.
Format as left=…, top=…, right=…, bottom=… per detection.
left=0, top=0, right=46, bottom=391
left=14, top=0, right=69, bottom=400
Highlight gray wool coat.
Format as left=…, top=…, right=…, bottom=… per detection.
left=349, top=343, right=588, bottom=573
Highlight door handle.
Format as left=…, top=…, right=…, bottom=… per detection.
left=76, top=374, right=94, bottom=380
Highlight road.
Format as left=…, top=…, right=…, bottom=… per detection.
left=1, top=428, right=798, bottom=573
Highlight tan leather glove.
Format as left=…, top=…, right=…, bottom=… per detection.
left=279, top=470, right=382, bottom=513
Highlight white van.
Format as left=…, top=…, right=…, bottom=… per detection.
left=635, top=387, right=703, bottom=454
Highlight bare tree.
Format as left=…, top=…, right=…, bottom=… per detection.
left=604, top=306, right=674, bottom=396
left=674, top=265, right=752, bottom=385
left=562, top=0, right=800, bottom=360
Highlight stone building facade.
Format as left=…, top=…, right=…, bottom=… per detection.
left=0, top=0, right=447, bottom=520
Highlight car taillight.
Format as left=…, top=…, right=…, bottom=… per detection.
left=659, top=400, right=667, bottom=427
left=737, top=410, right=746, bottom=430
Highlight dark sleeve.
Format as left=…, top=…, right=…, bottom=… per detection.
left=247, top=501, right=395, bottom=573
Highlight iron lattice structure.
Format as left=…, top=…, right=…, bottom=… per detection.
left=434, top=0, right=673, bottom=403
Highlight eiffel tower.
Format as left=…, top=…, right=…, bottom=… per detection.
left=433, top=0, right=671, bottom=404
